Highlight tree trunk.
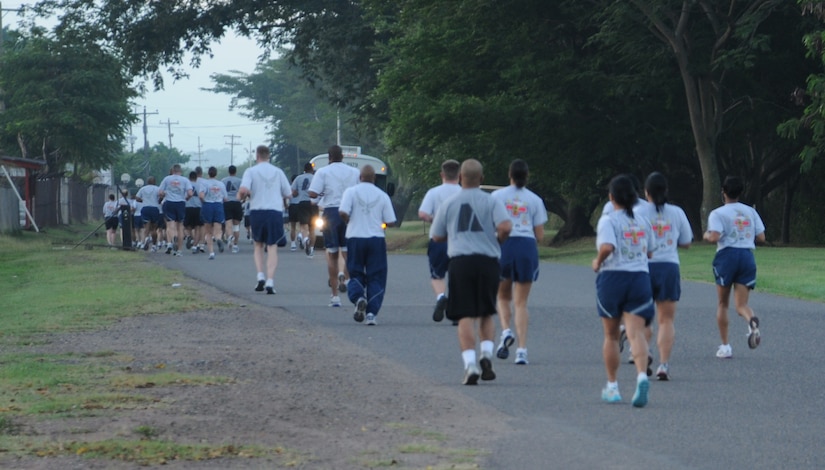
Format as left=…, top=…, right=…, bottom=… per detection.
left=551, top=202, right=595, bottom=244
left=781, top=174, right=800, bottom=245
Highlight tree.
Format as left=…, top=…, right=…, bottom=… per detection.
left=0, top=28, right=137, bottom=178
left=112, top=142, right=190, bottom=187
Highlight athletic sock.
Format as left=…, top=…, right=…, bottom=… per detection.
left=637, top=372, right=648, bottom=383
left=265, top=279, right=274, bottom=288
left=257, top=272, right=265, bottom=282
left=607, top=381, right=619, bottom=390
left=462, top=349, right=477, bottom=369
left=480, top=340, right=494, bottom=357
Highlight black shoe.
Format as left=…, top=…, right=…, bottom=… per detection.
left=432, top=295, right=447, bottom=322
left=646, top=356, right=653, bottom=377
left=619, top=327, right=627, bottom=353
left=265, top=286, right=275, bottom=295
left=255, top=280, right=265, bottom=292
left=480, top=356, right=496, bottom=381
left=748, top=316, right=761, bottom=349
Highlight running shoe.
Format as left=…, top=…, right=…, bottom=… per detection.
left=265, top=286, right=275, bottom=295
left=747, top=316, right=761, bottom=349
left=632, top=377, right=650, bottom=408
left=191, top=246, right=198, bottom=254
left=463, top=364, right=480, bottom=385
left=174, top=251, right=183, bottom=257
left=165, top=245, right=173, bottom=255
left=329, top=295, right=342, bottom=307
left=185, top=236, right=193, bottom=249
left=432, top=295, right=447, bottom=322
left=479, top=355, right=496, bottom=381
left=198, top=246, right=205, bottom=253
left=656, top=363, right=670, bottom=381
left=646, top=355, right=653, bottom=377
left=307, top=247, right=315, bottom=258
left=365, top=313, right=377, bottom=326
left=290, top=241, right=297, bottom=252
left=208, top=253, right=215, bottom=260
left=305, top=242, right=312, bottom=257
left=231, top=245, right=239, bottom=253
left=354, top=297, right=367, bottom=323
left=297, top=234, right=304, bottom=250
left=601, top=387, right=622, bottom=403
left=255, top=280, right=265, bottom=292
left=514, top=349, right=528, bottom=365
left=337, top=272, right=347, bottom=294
left=496, top=332, right=515, bottom=360
left=228, top=235, right=235, bottom=246
left=716, top=344, right=733, bottom=359
left=217, top=238, right=224, bottom=253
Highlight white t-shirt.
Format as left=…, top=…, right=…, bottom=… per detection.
left=640, top=202, right=693, bottom=264
left=418, top=183, right=461, bottom=219
left=103, top=200, right=118, bottom=218
left=135, top=184, right=161, bottom=208
left=200, top=178, right=228, bottom=204
left=491, top=185, right=547, bottom=239
left=307, top=162, right=360, bottom=208
left=159, top=174, right=193, bottom=203
left=595, top=210, right=654, bottom=273
left=339, top=182, right=397, bottom=238
left=239, top=162, right=292, bottom=211
left=707, top=202, right=765, bottom=251
left=602, top=198, right=652, bottom=217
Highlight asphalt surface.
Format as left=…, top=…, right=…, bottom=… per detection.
left=156, top=240, right=824, bottom=469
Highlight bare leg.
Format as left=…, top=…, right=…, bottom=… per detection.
left=733, top=283, right=755, bottom=322
left=656, top=300, right=677, bottom=364
left=513, top=282, right=532, bottom=349
left=716, top=284, right=732, bottom=344
left=431, top=278, right=447, bottom=297
left=497, top=279, right=513, bottom=333
left=625, top=314, right=649, bottom=376
left=458, top=317, right=477, bottom=351
left=601, top=317, right=621, bottom=382
left=326, top=250, right=340, bottom=296
left=265, top=243, right=278, bottom=281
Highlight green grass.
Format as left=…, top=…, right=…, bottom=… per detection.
left=387, top=221, right=825, bottom=303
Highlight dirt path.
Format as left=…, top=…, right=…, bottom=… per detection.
left=2, top=277, right=509, bottom=469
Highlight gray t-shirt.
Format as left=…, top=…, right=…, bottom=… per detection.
left=430, top=188, right=509, bottom=259
left=222, top=175, right=243, bottom=199
left=291, top=173, right=314, bottom=203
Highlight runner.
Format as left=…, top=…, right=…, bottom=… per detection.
left=641, top=172, right=693, bottom=380
left=103, top=194, right=119, bottom=246
left=237, top=145, right=292, bottom=294
left=491, top=159, right=548, bottom=365
left=184, top=171, right=205, bottom=254
left=291, top=162, right=317, bottom=258
left=592, top=174, right=655, bottom=407
left=158, top=164, right=194, bottom=256
left=308, top=145, right=360, bottom=307
left=222, top=165, right=244, bottom=253
left=703, top=175, right=766, bottom=359
left=339, top=165, right=397, bottom=326
left=199, top=166, right=228, bottom=260
left=430, top=159, right=512, bottom=385
left=417, top=159, right=461, bottom=322
left=135, top=176, right=162, bottom=252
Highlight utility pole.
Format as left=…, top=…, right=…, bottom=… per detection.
left=224, top=134, right=241, bottom=166
left=196, top=137, right=205, bottom=167
left=160, top=118, right=179, bottom=149
left=142, top=106, right=159, bottom=179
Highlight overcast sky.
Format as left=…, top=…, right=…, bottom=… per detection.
left=6, top=3, right=271, bottom=167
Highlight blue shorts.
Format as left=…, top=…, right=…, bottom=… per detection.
left=141, top=206, right=161, bottom=225
left=427, top=239, right=449, bottom=279
left=201, top=202, right=225, bottom=225
left=250, top=210, right=285, bottom=247
left=162, top=201, right=186, bottom=222
left=596, top=271, right=654, bottom=325
left=133, top=215, right=144, bottom=229
left=500, top=237, right=539, bottom=283
left=649, top=262, right=681, bottom=301
left=713, top=247, right=757, bottom=289
left=322, top=207, right=347, bottom=253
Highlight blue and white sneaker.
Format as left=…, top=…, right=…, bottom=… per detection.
left=632, top=378, right=649, bottom=408
left=602, top=387, right=622, bottom=403
left=365, top=313, right=377, bottom=326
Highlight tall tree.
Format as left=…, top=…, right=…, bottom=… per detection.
left=0, top=28, right=137, bottom=177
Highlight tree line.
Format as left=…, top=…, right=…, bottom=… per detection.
left=5, top=1, right=825, bottom=243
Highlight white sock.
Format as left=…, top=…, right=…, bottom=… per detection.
left=436, top=293, right=445, bottom=300
left=257, top=272, right=265, bottom=281
left=637, top=372, right=648, bottom=383
left=502, top=328, right=512, bottom=339
left=265, top=279, right=273, bottom=288
left=607, top=381, right=619, bottom=390
left=480, top=340, right=494, bottom=357
left=462, top=349, right=476, bottom=369
left=516, top=347, right=527, bottom=354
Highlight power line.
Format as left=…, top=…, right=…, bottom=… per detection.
left=224, top=134, right=241, bottom=166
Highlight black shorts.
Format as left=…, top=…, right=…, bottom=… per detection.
left=105, top=217, right=118, bottom=230
left=224, top=200, right=244, bottom=222
left=288, top=204, right=301, bottom=223
left=184, top=207, right=202, bottom=228
left=296, top=201, right=315, bottom=225
left=446, top=255, right=499, bottom=321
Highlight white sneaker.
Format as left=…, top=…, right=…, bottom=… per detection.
left=716, top=344, right=733, bottom=359
left=290, top=241, right=297, bottom=252
left=297, top=234, right=304, bottom=250
left=307, top=247, right=315, bottom=258
left=365, top=313, right=377, bottom=326
left=208, top=253, right=215, bottom=260
left=337, top=272, right=347, bottom=293
left=231, top=245, right=239, bottom=253
left=514, top=349, right=528, bottom=365
left=329, top=295, right=342, bottom=307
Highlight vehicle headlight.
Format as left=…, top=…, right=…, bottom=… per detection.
left=315, top=218, right=325, bottom=230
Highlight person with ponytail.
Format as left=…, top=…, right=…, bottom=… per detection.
left=592, top=174, right=655, bottom=407
left=491, top=159, right=548, bottom=365
left=641, top=172, right=693, bottom=380
left=703, top=176, right=766, bottom=359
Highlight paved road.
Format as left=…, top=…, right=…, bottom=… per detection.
left=157, top=242, right=823, bottom=469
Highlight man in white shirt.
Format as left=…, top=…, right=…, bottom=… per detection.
left=308, top=145, right=360, bottom=307
left=339, top=165, right=397, bottom=325
left=237, top=145, right=293, bottom=295
left=158, top=164, right=194, bottom=256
